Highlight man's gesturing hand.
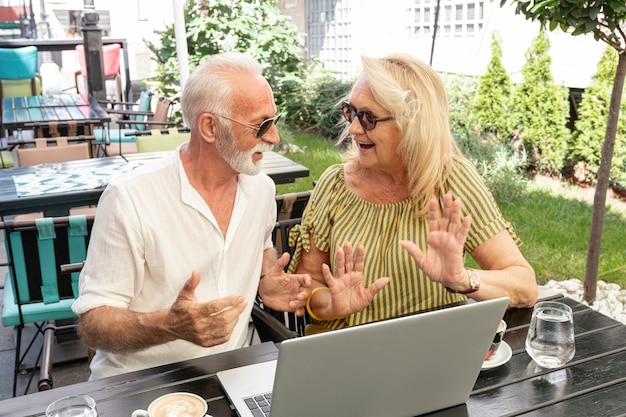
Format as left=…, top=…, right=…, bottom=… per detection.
left=168, top=271, right=247, bottom=347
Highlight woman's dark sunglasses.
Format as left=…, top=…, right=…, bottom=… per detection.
left=341, top=101, right=394, bottom=130
left=214, top=113, right=282, bottom=138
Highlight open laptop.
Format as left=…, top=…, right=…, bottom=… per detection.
left=218, top=297, right=509, bottom=417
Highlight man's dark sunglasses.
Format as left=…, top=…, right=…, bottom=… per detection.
left=214, top=113, right=282, bottom=138
left=341, top=101, right=394, bottom=130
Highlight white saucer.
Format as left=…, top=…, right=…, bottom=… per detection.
left=481, top=341, right=512, bottom=370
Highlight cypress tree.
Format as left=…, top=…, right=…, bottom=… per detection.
left=510, top=30, right=571, bottom=175
left=471, top=33, right=512, bottom=139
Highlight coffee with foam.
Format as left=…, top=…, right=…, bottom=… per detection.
left=132, top=392, right=207, bottom=417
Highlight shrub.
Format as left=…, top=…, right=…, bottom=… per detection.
left=509, top=30, right=571, bottom=176
left=570, top=46, right=626, bottom=186
left=458, top=132, right=529, bottom=204
left=279, top=65, right=353, bottom=140
left=440, top=72, right=479, bottom=140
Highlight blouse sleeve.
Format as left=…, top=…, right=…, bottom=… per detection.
left=443, top=158, right=521, bottom=252
left=287, top=164, right=344, bottom=273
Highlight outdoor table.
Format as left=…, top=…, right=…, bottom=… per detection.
left=0, top=38, right=132, bottom=102
left=2, top=93, right=111, bottom=139
left=0, top=151, right=310, bottom=217
left=0, top=294, right=624, bottom=416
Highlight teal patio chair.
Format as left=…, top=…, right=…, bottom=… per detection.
left=0, top=46, right=42, bottom=138
left=95, top=92, right=176, bottom=156
left=1, top=214, right=95, bottom=396
left=0, top=45, right=41, bottom=98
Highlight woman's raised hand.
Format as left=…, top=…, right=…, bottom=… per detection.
left=321, top=242, right=389, bottom=318
left=400, top=192, right=470, bottom=288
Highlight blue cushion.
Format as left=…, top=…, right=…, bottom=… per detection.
left=2, top=272, right=76, bottom=327
left=0, top=46, right=38, bottom=80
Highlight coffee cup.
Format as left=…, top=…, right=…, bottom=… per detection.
left=131, top=392, right=207, bottom=417
left=45, top=394, right=97, bottom=417
left=485, top=319, right=507, bottom=361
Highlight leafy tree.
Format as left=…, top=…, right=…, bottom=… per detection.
left=570, top=47, right=626, bottom=186
left=509, top=29, right=571, bottom=176
left=146, top=0, right=305, bottom=110
left=471, top=33, right=512, bottom=139
left=501, top=0, right=626, bottom=302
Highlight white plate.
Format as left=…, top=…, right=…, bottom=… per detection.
left=481, top=341, right=512, bottom=370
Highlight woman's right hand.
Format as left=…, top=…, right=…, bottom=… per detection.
left=321, top=242, right=389, bottom=318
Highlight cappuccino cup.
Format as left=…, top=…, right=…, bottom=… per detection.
left=131, top=392, right=207, bottom=417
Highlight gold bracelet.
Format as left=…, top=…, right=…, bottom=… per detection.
left=306, top=286, right=330, bottom=321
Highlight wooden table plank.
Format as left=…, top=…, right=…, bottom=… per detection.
left=0, top=342, right=279, bottom=417
left=521, top=381, right=626, bottom=417
left=468, top=349, right=626, bottom=416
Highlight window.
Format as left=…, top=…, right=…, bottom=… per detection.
left=408, top=0, right=484, bottom=38
left=306, top=0, right=352, bottom=80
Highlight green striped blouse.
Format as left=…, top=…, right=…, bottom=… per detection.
left=288, top=159, right=520, bottom=331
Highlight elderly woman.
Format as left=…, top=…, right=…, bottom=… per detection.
left=289, top=53, right=538, bottom=334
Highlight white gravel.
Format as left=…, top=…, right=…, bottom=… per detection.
left=543, top=279, right=626, bottom=324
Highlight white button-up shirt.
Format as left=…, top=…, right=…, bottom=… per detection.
left=72, top=149, right=276, bottom=379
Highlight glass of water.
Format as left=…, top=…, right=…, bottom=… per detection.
left=45, top=394, right=97, bottom=417
left=525, top=301, right=575, bottom=368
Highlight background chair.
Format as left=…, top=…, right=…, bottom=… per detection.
left=0, top=46, right=41, bottom=98
left=250, top=191, right=314, bottom=343
left=95, top=92, right=176, bottom=156
left=251, top=216, right=311, bottom=343
left=1, top=214, right=95, bottom=396
left=15, top=137, right=91, bottom=167
left=135, top=127, right=190, bottom=153
left=74, top=44, right=122, bottom=102
left=0, top=46, right=41, bottom=138
left=0, top=147, right=15, bottom=168
left=273, top=190, right=311, bottom=254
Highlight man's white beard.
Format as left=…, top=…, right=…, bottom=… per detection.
left=216, top=129, right=272, bottom=175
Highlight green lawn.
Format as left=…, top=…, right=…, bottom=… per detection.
left=274, top=128, right=344, bottom=194
left=499, top=182, right=626, bottom=288
left=274, top=127, right=626, bottom=288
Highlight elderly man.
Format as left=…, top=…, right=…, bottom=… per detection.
left=72, top=52, right=311, bottom=379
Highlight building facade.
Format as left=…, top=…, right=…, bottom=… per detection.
left=280, top=0, right=605, bottom=89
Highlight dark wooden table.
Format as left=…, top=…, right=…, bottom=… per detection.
left=2, top=93, right=111, bottom=136
left=0, top=38, right=131, bottom=102
left=0, top=151, right=309, bottom=217
left=0, top=295, right=624, bottom=416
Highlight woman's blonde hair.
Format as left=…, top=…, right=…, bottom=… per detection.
left=342, top=53, right=464, bottom=217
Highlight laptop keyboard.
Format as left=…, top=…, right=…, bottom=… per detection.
left=243, top=392, right=272, bottom=417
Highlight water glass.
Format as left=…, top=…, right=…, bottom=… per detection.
left=45, top=394, right=97, bottom=417
left=525, top=301, right=575, bottom=368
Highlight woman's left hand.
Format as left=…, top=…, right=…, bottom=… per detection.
left=400, top=192, right=471, bottom=290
